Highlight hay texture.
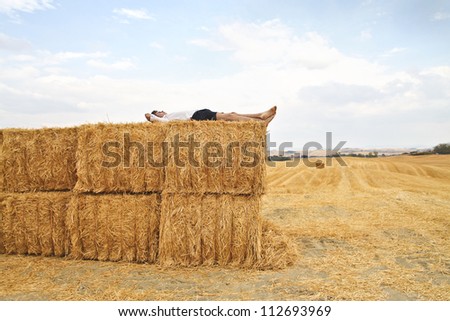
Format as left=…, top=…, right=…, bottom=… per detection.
left=257, top=220, right=298, bottom=270
left=75, top=121, right=266, bottom=195
left=0, top=193, right=5, bottom=253
left=67, top=193, right=160, bottom=263
left=1, top=192, right=71, bottom=256
left=0, top=121, right=293, bottom=270
left=2, top=128, right=77, bottom=192
left=159, top=193, right=265, bottom=267
left=75, top=123, right=166, bottom=193
left=315, top=160, right=325, bottom=169
left=0, top=130, right=4, bottom=192
left=164, top=121, right=267, bottom=195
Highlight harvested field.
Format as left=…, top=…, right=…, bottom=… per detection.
left=1, top=155, right=448, bottom=300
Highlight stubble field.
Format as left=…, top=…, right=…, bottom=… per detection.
left=1, top=155, right=449, bottom=300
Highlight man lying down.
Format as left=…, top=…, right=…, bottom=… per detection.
left=145, top=106, right=276, bottom=125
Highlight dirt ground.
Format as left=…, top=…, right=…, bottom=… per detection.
left=1, top=155, right=449, bottom=300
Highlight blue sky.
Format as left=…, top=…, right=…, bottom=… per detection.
left=1, top=0, right=449, bottom=148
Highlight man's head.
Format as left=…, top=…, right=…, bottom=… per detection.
left=151, top=110, right=167, bottom=118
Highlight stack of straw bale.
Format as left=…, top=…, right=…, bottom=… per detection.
left=157, top=121, right=268, bottom=267
left=157, top=121, right=296, bottom=268
left=0, top=127, right=77, bottom=256
left=0, top=121, right=296, bottom=269
left=69, top=123, right=163, bottom=262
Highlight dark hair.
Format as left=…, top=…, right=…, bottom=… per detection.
left=151, top=110, right=158, bottom=115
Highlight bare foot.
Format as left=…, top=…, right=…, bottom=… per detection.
left=264, top=113, right=276, bottom=125
left=261, top=106, right=277, bottom=120
left=145, top=113, right=151, bottom=121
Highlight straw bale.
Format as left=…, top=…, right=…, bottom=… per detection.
left=38, top=196, right=53, bottom=256
left=74, top=123, right=166, bottom=193
left=222, top=121, right=267, bottom=195
left=79, top=195, right=98, bottom=260
left=23, top=196, right=40, bottom=255
left=51, top=194, right=68, bottom=257
left=134, top=194, right=160, bottom=263
left=10, top=195, right=28, bottom=254
left=159, top=193, right=262, bottom=267
left=66, top=195, right=81, bottom=259
left=0, top=130, right=4, bottom=192
left=1, top=192, right=71, bottom=256
left=0, top=193, right=5, bottom=253
left=164, top=121, right=224, bottom=194
left=96, top=198, right=110, bottom=261
left=229, top=194, right=262, bottom=267
left=316, top=160, right=325, bottom=169
left=200, top=194, right=218, bottom=265
left=215, top=194, right=233, bottom=265
left=2, top=128, right=77, bottom=192
left=164, top=121, right=266, bottom=195
left=158, top=194, right=195, bottom=266
left=2, top=194, right=16, bottom=254
left=106, top=195, right=123, bottom=262
left=67, top=193, right=160, bottom=263
left=257, top=219, right=298, bottom=270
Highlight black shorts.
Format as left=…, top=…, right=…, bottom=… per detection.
left=191, top=109, right=217, bottom=121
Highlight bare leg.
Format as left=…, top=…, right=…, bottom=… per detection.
left=228, top=106, right=277, bottom=120
left=232, top=112, right=264, bottom=119
left=216, top=112, right=264, bottom=122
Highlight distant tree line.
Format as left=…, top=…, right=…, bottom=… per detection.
left=268, top=155, right=292, bottom=161
left=341, top=151, right=379, bottom=158
left=433, top=143, right=450, bottom=154
left=267, top=143, right=450, bottom=161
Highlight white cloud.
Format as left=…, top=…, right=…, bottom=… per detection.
left=432, top=12, right=450, bottom=21
left=174, top=55, right=188, bottom=62
left=0, top=0, right=54, bottom=15
left=52, top=51, right=108, bottom=62
left=381, top=47, right=407, bottom=58
left=0, top=19, right=449, bottom=148
left=188, top=39, right=230, bottom=51
left=113, top=8, right=153, bottom=23
left=0, top=32, right=32, bottom=51
left=421, top=66, right=450, bottom=78
left=209, top=20, right=342, bottom=70
left=16, top=50, right=110, bottom=66
left=360, top=29, right=372, bottom=41
left=87, top=58, right=136, bottom=71
left=149, top=42, right=164, bottom=50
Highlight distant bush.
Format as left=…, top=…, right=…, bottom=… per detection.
left=410, top=151, right=433, bottom=156
left=268, top=156, right=291, bottom=161
left=343, top=152, right=378, bottom=158
left=433, top=143, right=450, bottom=154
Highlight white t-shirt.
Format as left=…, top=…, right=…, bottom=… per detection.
left=150, top=110, right=197, bottom=122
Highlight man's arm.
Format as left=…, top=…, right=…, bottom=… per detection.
left=150, top=114, right=169, bottom=123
